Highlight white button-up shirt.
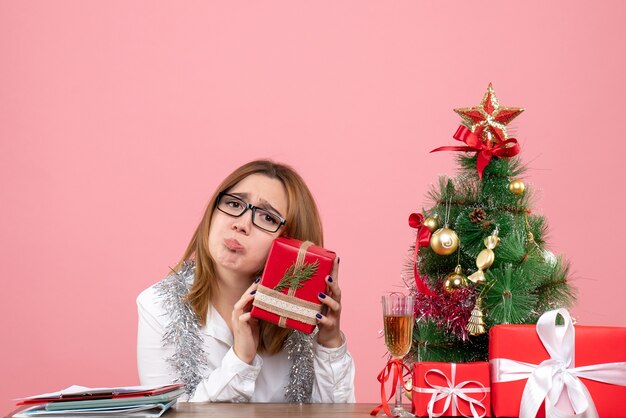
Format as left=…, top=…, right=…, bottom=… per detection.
left=137, top=284, right=356, bottom=403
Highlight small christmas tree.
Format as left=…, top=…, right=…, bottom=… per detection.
left=406, top=84, right=575, bottom=363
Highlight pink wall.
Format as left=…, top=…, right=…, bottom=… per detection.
left=2, top=1, right=626, bottom=412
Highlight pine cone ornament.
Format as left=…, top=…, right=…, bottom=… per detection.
left=469, top=208, right=487, bottom=225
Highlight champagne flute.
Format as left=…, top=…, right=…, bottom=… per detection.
left=382, top=293, right=415, bottom=417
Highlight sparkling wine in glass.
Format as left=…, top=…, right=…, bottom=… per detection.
left=382, top=293, right=415, bottom=417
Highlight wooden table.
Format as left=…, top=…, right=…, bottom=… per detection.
left=7, top=403, right=386, bottom=418
left=168, top=402, right=380, bottom=417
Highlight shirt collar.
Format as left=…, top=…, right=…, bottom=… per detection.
left=203, top=305, right=234, bottom=346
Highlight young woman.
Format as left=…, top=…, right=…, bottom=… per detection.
left=137, top=160, right=355, bottom=403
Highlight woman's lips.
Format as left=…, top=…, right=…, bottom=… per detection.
left=224, top=238, right=245, bottom=251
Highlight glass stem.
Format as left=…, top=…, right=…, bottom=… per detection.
left=395, top=378, right=403, bottom=409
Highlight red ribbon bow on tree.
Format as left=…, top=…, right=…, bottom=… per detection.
left=431, top=125, right=521, bottom=179
left=408, top=213, right=436, bottom=297
left=370, top=359, right=413, bottom=417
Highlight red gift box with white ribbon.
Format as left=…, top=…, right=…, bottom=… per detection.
left=411, top=362, right=491, bottom=418
left=251, top=237, right=335, bottom=334
left=489, top=309, right=626, bottom=418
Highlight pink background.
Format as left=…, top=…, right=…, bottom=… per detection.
left=2, top=1, right=626, bottom=412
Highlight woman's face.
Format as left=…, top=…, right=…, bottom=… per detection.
left=208, top=173, right=288, bottom=278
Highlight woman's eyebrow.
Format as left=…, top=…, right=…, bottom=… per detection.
left=229, top=192, right=283, bottom=216
left=257, top=199, right=283, bottom=216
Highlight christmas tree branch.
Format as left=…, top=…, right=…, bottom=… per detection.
left=274, top=260, right=320, bottom=292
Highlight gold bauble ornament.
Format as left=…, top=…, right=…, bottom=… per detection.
left=509, top=179, right=526, bottom=195
left=423, top=215, right=440, bottom=233
left=430, top=227, right=459, bottom=256
left=443, top=265, right=468, bottom=293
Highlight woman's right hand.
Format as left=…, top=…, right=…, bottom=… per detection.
left=231, top=281, right=260, bottom=364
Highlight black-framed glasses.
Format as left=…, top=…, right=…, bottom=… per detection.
left=216, top=193, right=286, bottom=233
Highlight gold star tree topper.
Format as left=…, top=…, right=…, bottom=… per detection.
left=454, top=83, right=524, bottom=145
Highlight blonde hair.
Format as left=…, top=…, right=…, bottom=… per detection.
left=179, top=160, right=324, bottom=354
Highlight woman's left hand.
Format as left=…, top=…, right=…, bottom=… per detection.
left=316, top=256, right=343, bottom=348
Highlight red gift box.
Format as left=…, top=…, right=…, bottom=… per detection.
left=251, top=237, right=335, bottom=334
left=411, top=362, right=491, bottom=417
left=489, top=309, right=626, bottom=418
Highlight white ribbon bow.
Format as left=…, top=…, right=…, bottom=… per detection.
left=413, top=363, right=489, bottom=418
left=490, top=308, right=626, bottom=418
